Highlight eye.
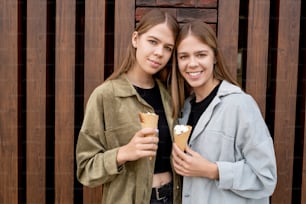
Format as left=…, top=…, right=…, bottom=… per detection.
left=165, top=46, right=173, bottom=52
left=178, top=55, right=187, bottom=60
left=148, top=40, right=157, bottom=45
left=197, top=53, right=206, bottom=58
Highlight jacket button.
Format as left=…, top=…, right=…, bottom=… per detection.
left=176, top=185, right=180, bottom=189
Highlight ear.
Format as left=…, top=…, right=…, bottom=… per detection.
left=132, top=31, right=138, bottom=48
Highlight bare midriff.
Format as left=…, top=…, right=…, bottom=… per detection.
left=152, top=171, right=172, bottom=187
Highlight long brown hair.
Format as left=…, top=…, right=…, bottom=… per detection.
left=171, top=20, right=239, bottom=118
left=107, top=9, right=179, bottom=85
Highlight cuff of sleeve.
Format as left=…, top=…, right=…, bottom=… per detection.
left=216, top=161, right=234, bottom=189
left=104, top=148, right=124, bottom=175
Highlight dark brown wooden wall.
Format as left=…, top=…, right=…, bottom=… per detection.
left=0, top=0, right=305, bottom=203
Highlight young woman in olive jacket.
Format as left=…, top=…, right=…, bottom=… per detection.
left=76, top=9, right=181, bottom=204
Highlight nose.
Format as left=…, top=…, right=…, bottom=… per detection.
left=188, top=56, right=198, bottom=67
left=154, top=45, right=163, bottom=57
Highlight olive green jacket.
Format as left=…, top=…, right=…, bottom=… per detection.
left=76, top=74, right=182, bottom=204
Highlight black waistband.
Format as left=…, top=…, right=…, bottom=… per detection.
left=151, top=182, right=172, bottom=200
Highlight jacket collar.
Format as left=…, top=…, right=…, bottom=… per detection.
left=112, top=73, right=169, bottom=98
left=217, top=80, right=242, bottom=97
left=112, top=74, right=138, bottom=97
left=179, top=80, right=243, bottom=144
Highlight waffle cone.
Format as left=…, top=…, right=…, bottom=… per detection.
left=174, top=125, right=192, bottom=151
left=139, top=112, right=159, bottom=137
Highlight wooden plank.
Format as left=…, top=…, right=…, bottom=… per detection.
left=54, top=0, right=75, bottom=203
left=245, top=0, right=270, bottom=116
left=271, top=0, right=301, bottom=203
left=26, top=1, right=47, bottom=203
left=0, top=1, right=19, bottom=203
left=135, top=7, right=176, bottom=22
left=177, top=8, right=217, bottom=23
left=82, top=0, right=106, bottom=203
left=217, top=0, right=240, bottom=80
left=114, top=0, right=135, bottom=69
left=197, top=0, right=218, bottom=7
left=84, top=0, right=105, bottom=100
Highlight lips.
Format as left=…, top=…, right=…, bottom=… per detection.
left=148, top=58, right=161, bottom=68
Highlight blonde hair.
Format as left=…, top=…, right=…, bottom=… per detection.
left=171, top=20, right=239, bottom=118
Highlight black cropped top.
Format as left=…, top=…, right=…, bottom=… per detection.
left=134, top=84, right=172, bottom=173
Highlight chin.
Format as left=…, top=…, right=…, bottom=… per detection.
left=189, top=81, right=203, bottom=88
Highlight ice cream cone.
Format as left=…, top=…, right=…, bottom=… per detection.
left=139, top=112, right=159, bottom=137
left=139, top=112, right=159, bottom=160
left=174, top=125, right=192, bottom=151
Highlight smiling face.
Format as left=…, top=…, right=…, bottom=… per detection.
left=177, top=34, right=216, bottom=99
left=132, top=23, right=175, bottom=77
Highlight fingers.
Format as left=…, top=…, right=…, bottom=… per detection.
left=172, top=144, right=186, bottom=172
left=134, top=128, right=159, bottom=143
left=137, top=142, right=158, bottom=151
left=185, top=145, right=201, bottom=158
left=118, top=128, right=160, bottom=162
left=172, top=143, right=194, bottom=176
left=128, top=128, right=159, bottom=159
left=139, top=127, right=159, bottom=137
left=184, top=145, right=194, bottom=155
left=172, top=154, right=187, bottom=176
left=173, top=143, right=188, bottom=158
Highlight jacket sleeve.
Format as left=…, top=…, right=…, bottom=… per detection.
left=75, top=86, right=124, bottom=187
left=216, top=95, right=277, bottom=199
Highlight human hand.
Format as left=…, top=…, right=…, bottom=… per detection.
left=172, top=144, right=219, bottom=179
left=117, top=128, right=159, bottom=165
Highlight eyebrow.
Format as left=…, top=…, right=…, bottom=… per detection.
left=177, top=50, right=209, bottom=55
left=195, top=50, right=209, bottom=54
left=147, top=36, right=174, bottom=47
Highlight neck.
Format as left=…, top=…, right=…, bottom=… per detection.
left=194, top=79, right=220, bottom=102
left=126, top=69, right=155, bottom=89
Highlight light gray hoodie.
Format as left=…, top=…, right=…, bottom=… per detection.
left=179, top=80, right=277, bottom=204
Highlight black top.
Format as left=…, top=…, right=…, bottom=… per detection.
left=134, top=84, right=172, bottom=173
left=187, top=83, right=221, bottom=138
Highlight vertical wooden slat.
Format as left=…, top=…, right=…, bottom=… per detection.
left=84, top=0, right=105, bottom=100
left=271, top=0, right=301, bottom=203
left=245, top=0, right=270, bottom=116
left=114, top=0, right=135, bottom=69
left=82, top=0, right=106, bottom=203
left=55, top=0, right=75, bottom=203
left=0, top=1, right=19, bottom=203
left=217, top=0, right=240, bottom=79
left=26, top=1, right=47, bottom=203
